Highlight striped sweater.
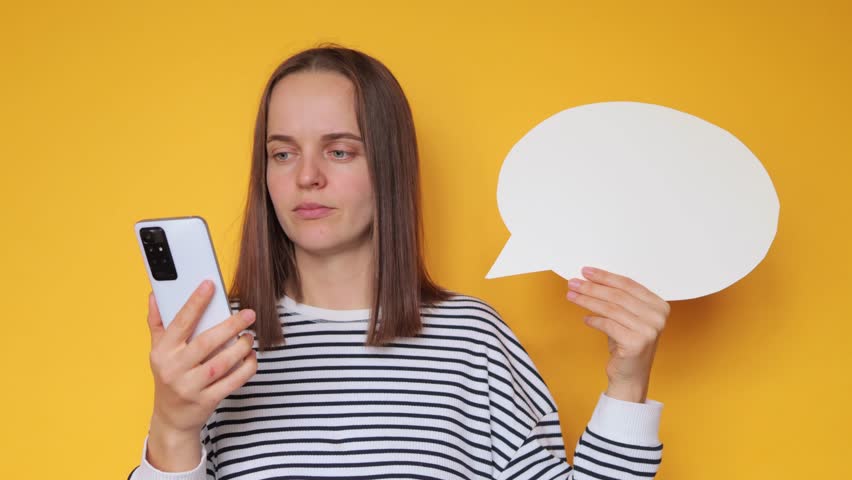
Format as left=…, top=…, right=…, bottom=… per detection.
left=130, top=294, right=664, bottom=479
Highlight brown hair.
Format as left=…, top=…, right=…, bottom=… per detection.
left=228, top=43, right=451, bottom=351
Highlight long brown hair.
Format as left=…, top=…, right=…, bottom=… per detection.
left=228, top=43, right=451, bottom=351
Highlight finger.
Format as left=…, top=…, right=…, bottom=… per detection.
left=187, top=331, right=256, bottom=393
left=200, top=343, right=258, bottom=404
left=567, top=290, right=646, bottom=333
left=146, top=291, right=166, bottom=348
left=583, top=314, right=633, bottom=343
left=181, top=309, right=256, bottom=370
left=581, top=267, right=668, bottom=312
left=568, top=277, right=655, bottom=319
left=162, top=280, right=215, bottom=349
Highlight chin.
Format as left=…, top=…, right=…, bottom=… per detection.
left=289, top=233, right=357, bottom=256
left=289, top=226, right=373, bottom=256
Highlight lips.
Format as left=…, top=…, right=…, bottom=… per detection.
left=295, top=202, right=329, bottom=210
left=293, top=202, right=334, bottom=220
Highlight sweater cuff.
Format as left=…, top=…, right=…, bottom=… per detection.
left=134, top=434, right=207, bottom=480
left=587, top=391, right=663, bottom=446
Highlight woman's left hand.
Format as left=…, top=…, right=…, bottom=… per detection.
left=566, top=266, right=670, bottom=404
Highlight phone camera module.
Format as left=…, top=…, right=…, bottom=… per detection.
left=140, top=226, right=178, bottom=281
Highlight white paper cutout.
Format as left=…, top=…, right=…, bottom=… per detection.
left=487, top=101, right=780, bottom=301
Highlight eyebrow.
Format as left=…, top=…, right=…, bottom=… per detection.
left=266, top=132, right=363, bottom=144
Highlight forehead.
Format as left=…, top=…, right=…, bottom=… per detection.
left=267, top=71, right=359, bottom=135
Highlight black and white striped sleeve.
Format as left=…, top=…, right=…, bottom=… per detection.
left=496, top=393, right=664, bottom=479
left=475, top=297, right=664, bottom=479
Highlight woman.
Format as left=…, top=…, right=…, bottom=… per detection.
left=130, top=44, right=668, bottom=480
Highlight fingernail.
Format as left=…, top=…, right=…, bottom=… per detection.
left=568, top=278, right=583, bottom=289
left=567, top=291, right=578, bottom=300
left=582, top=267, right=596, bottom=276
left=240, top=309, right=256, bottom=323
left=200, top=280, right=213, bottom=293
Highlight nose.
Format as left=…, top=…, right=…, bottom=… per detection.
left=296, top=150, right=327, bottom=190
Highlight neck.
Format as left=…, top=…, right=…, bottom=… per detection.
left=289, top=240, right=374, bottom=310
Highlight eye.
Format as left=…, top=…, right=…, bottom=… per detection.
left=272, top=152, right=291, bottom=161
left=330, top=150, right=352, bottom=160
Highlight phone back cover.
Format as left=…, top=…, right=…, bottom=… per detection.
left=134, top=216, right=232, bottom=341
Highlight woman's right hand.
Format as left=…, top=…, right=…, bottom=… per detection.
left=144, top=280, right=258, bottom=471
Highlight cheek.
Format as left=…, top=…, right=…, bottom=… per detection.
left=266, top=170, right=290, bottom=213
left=265, top=168, right=275, bottom=197
left=347, top=174, right=374, bottom=218
left=267, top=167, right=288, bottom=197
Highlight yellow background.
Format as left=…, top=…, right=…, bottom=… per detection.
left=1, top=1, right=849, bottom=478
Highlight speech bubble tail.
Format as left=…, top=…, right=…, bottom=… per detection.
left=486, top=235, right=551, bottom=279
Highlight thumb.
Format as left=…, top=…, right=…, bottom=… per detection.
left=146, top=291, right=165, bottom=348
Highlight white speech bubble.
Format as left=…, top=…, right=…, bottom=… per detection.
left=487, top=101, right=780, bottom=301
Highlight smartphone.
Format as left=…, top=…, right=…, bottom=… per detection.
left=134, top=216, right=237, bottom=353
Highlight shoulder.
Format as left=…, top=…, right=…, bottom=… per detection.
left=432, top=294, right=558, bottom=414
left=228, top=298, right=246, bottom=315
left=423, top=293, right=510, bottom=329
left=422, top=293, right=529, bottom=357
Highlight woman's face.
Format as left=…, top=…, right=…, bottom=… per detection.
left=266, top=71, right=374, bottom=257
